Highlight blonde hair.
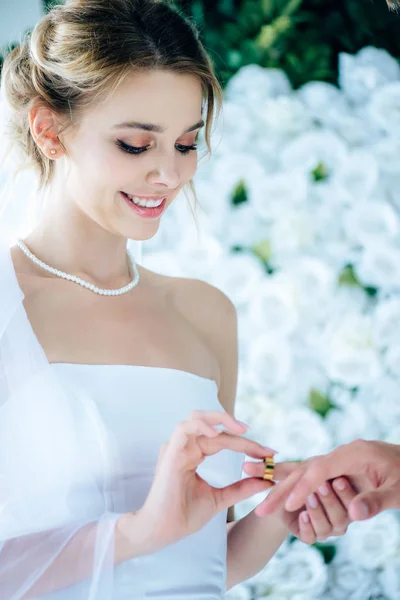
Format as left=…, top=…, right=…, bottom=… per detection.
left=0, top=0, right=222, bottom=215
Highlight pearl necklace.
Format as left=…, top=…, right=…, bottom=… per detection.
left=16, top=239, right=140, bottom=296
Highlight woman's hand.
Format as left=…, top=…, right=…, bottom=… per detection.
left=243, top=460, right=357, bottom=544
left=136, top=410, right=274, bottom=552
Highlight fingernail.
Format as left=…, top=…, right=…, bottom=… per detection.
left=301, top=512, right=310, bottom=524
left=358, top=500, right=369, bottom=519
left=334, top=478, right=346, bottom=491
left=307, top=493, right=318, bottom=509
left=237, top=420, right=250, bottom=429
left=263, top=446, right=277, bottom=454
left=286, top=492, right=296, bottom=510
left=318, top=484, right=329, bottom=496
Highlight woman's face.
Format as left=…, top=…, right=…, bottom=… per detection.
left=51, top=69, right=204, bottom=241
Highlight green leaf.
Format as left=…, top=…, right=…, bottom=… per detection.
left=308, top=388, right=336, bottom=418
left=311, top=161, right=329, bottom=182
left=338, top=264, right=361, bottom=287
left=253, top=240, right=273, bottom=263
left=231, top=179, right=248, bottom=205
left=313, top=542, right=337, bottom=564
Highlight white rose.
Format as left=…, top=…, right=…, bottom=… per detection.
left=379, top=556, right=400, bottom=599
left=256, top=407, right=332, bottom=460
left=255, top=543, right=329, bottom=598
left=325, top=401, right=381, bottom=446
left=225, top=65, right=292, bottom=105
left=224, top=203, right=268, bottom=249
left=341, top=512, right=400, bottom=569
left=297, top=81, right=349, bottom=123
left=268, top=207, right=317, bottom=258
left=333, top=151, right=379, bottom=202
left=368, top=82, right=400, bottom=134
left=343, top=200, right=400, bottom=247
left=356, top=378, right=400, bottom=432
left=372, top=136, right=400, bottom=175
left=281, top=130, right=347, bottom=177
left=374, top=297, right=400, bottom=349
left=355, top=243, right=400, bottom=290
left=142, top=251, right=184, bottom=278
left=255, top=95, right=312, bottom=138
left=247, top=275, right=300, bottom=338
left=327, top=560, right=375, bottom=600
left=209, top=252, right=266, bottom=307
left=322, top=314, right=381, bottom=387
left=246, top=334, right=292, bottom=394
left=339, top=46, right=400, bottom=105
left=251, top=170, right=309, bottom=221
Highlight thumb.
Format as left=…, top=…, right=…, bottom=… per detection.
left=215, top=477, right=273, bottom=512
left=349, top=487, right=395, bottom=521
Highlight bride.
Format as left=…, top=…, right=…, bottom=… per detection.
left=0, top=1, right=355, bottom=598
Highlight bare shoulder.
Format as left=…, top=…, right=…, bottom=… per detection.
left=169, top=275, right=239, bottom=416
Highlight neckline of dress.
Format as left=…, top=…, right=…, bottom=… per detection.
left=50, top=362, right=219, bottom=390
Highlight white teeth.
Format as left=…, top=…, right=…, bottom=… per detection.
left=125, top=193, right=164, bottom=208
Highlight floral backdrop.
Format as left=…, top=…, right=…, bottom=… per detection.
left=142, top=46, right=400, bottom=599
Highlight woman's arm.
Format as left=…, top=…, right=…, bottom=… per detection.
left=1, top=510, right=156, bottom=599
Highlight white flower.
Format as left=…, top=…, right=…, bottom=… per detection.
left=255, top=95, right=312, bottom=138
left=341, top=512, right=400, bottom=569
left=374, top=297, right=400, bottom=349
left=268, top=208, right=317, bottom=258
left=339, top=46, right=400, bottom=104
left=142, top=251, right=184, bottom=277
left=246, top=334, right=292, bottom=394
left=322, top=314, right=382, bottom=387
left=333, top=151, right=379, bottom=202
left=297, top=81, right=349, bottom=123
left=325, top=401, right=381, bottom=446
left=225, top=65, right=292, bottom=106
left=247, top=275, right=300, bottom=338
left=343, top=200, right=400, bottom=246
left=209, top=252, right=265, bottom=307
left=256, top=406, right=332, bottom=460
left=255, top=542, right=329, bottom=597
left=379, top=556, right=400, bottom=599
left=251, top=170, right=309, bottom=221
left=355, top=242, right=400, bottom=290
left=368, top=82, right=400, bottom=135
left=281, top=130, right=348, bottom=177
left=328, top=560, right=375, bottom=600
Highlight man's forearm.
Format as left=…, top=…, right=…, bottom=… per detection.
left=226, top=509, right=288, bottom=591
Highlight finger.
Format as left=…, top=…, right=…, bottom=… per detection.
left=255, top=467, right=306, bottom=516
left=201, top=431, right=275, bottom=460
left=242, top=460, right=300, bottom=481
left=214, top=476, right=274, bottom=513
left=298, top=511, right=317, bottom=545
left=283, top=442, right=367, bottom=512
left=315, top=482, right=349, bottom=535
left=305, top=493, right=333, bottom=541
left=189, top=410, right=252, bottom=434
left=331, top=478, right=358, bottom=511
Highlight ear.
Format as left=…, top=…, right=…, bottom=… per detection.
left=28, top=102, right=62, bottom=158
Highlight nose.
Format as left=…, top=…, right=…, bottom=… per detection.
left=147, top=151, right=181, bottom=189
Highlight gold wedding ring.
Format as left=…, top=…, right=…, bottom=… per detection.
left=263, top=456, right=275, bottom=481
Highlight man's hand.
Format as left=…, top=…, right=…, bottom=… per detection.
left=253, top=440, right=400, bottom=521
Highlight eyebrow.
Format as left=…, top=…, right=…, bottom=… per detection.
left=112, top=119, right=205, bottom=134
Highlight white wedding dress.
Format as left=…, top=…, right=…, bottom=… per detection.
left=0, top=241, right=245, bottom=599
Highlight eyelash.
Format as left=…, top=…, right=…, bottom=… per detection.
left=116, top=139, right=198, bottom=156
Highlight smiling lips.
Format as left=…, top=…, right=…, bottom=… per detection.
left=120, top=191, right=167, bottom=218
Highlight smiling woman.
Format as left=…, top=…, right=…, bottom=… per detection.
left=0, top=1, right=353, bottom=599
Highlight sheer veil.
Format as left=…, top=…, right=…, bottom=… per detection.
left=0, top=77, right=146, bottom=598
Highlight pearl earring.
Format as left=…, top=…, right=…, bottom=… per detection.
left=50, top=149, right=56, bottom=155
